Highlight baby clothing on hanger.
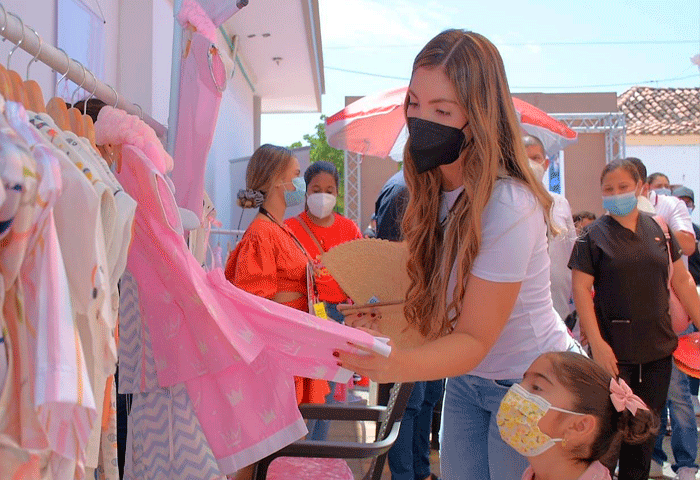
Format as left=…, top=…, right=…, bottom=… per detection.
left=0, top=103, right=97, bottom=480
left=94, top=106, right=389, bottom=477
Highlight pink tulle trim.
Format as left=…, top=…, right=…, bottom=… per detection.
left=94, top=106, right=173, bottom=174
left=177, top=0, right=218, bottom=44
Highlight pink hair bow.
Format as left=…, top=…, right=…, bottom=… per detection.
left=609, top=378, right=648, bottom=416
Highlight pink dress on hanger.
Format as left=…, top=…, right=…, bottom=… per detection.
left=171, top=0, right=226, bottom=218
left=94, top=106, right=388, bottom=477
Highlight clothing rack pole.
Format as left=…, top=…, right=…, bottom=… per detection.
left=0, top=5, right=167, bottom=138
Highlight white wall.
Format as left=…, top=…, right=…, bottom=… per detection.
left=206, top=67, right=256, bottom=232
left=150, top=0, right=174, bottom=124
left=627, top=144, right=700, bottom=224
left=0, top=0, right=121, bottom=99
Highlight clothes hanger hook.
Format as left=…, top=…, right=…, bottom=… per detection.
left=6, top=12, right=24, bottom=70
left=84, top=69, right=97, bottom=115
left=0, top=4, right=7, bottom=40
left=107, top=84, right=118, bottom=109
left=70, top=61, right=87, bottom=106
left=133, top=102, right=143, bottom=120
left=25, top=26, right=41, bottom=80
left=55, top=48, right=70, bottom=91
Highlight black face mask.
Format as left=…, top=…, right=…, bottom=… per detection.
left=407, top=117, right=468, bottom=174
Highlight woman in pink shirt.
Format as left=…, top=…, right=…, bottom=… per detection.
left=497, top=352, right=658, bottom=480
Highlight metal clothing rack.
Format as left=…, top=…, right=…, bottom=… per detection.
left=0, top=4, right=167, bottom=138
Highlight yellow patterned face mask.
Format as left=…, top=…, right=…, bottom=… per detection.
left=496, top=383, right=583, bottom=457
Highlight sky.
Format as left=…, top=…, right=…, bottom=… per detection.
left=260, top=0, right=700, bottom=148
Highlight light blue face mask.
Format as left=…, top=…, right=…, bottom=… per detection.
left=653, top=188, right=672, bottom=197
left=283, top=176, right=306, bottom=207
left=603, top=191, right=638, bottom=217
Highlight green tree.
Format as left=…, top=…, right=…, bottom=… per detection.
left=290, top=115, right=346, bottom=213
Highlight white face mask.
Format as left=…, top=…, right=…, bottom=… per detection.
left=307, top=192, right=336, bottom=219
left=528, top=160, right=546, bottom=183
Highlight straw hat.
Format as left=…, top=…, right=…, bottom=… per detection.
left=321, top=238, right=409, bottom=305
left=323, top=239, right=426, bottom=347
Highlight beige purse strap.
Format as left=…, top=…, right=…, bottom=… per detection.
left=294, top=215, right=325, bottom=254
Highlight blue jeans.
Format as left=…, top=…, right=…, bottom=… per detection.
left=439, top=375, right=528, bottom=480
left=688, top=325, right=699, bottom=396
left=306, top=302, right=345, bottom=441
left=388, top=380, right=444, bottom=480
left=652, top=330, right=699, bottom=472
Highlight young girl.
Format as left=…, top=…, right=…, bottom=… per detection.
left=497, top=351, right=658, bottom=480
left=338, top=29, right=577, bottom=479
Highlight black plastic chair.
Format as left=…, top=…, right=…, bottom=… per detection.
left=252, top=382, right=414, bottom=480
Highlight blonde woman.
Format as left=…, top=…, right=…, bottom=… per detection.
left=338, top=30, right=577, bottom=480
left=226, top=144, right=329, bottom=406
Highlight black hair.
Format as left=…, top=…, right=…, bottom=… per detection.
left=647, top=172, right=670, bottom=186
left=573, top=211, right=596, bottom=223
left=601, top=158, right=641, bottom=185
left=624, top=157, right=646, bottom=184
left=71, top=98, right=108, bottom=123
left=304, top=160, right=339, bottom=188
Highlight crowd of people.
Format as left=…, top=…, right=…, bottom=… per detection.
left=225, top=29, right=699, bottom=480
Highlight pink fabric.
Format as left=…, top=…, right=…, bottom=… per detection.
left=97, top=108, right=390, bottom=472
left=609, top=378, right=648, bottom=416
left=267, top=457, right=354, bottom=480
left=95, top=107, right=172, bottom=174
left=521, top=461, right=611, bottom=480
left=178, top=0, right=217, bottom=43
left=170, top=31, right=225, bottom=218
left=4, top=103, right=97, bottom=479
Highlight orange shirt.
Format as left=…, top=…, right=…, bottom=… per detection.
left=285, top=212, right=363, bottom=304
left=225, top=217, right=308, bottom=311
left=225, top=216, right=329, bottom=404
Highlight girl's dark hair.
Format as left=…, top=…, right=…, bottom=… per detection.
left=71, top=98, right=108, bottom=122
left=573, top=211, right=596, bottom=223
left=304, top=160, right=339, bottom=188
left=544, top=352, right=659, bottom=463
left=600, top=158, right=641, bottom=185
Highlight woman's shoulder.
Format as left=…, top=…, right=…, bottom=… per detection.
left=333, top=213, right=363, bottom=232
left=486, top=177, right=539, bottom=219
left=492, top=177, right=538, bottom=205
left=240, top=217, right=281, bottom=243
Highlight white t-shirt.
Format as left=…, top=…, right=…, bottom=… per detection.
left=649, top=191, right=694, bottom=235
left=646, top=191, right=695, bottom=267
left=445, top=177, right=573, bottom=380
left=548, top=192, right=576, bottom=322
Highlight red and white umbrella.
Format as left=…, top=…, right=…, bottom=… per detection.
left=325, top=86, right=578, bottom=161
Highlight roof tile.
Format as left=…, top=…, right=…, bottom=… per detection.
left=618, top=86, right=700, bottom=135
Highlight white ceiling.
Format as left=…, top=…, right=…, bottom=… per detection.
left=221, top=0, right=325, bottom=113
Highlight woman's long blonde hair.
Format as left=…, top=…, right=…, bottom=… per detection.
left=402, top=29, right=554, bottom=338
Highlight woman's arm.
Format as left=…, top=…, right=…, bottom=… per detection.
left=571, top=268, right=619, bottom=376
left=338, top=274, right=521, bottom=383
left=670, top=258, right=700, bottom=330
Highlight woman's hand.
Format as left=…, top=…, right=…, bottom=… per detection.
left=337, top=341, right=404, bottom=384
left=341, top=307, right=383, bottom=332
left=590, top=339, right=619, bottom=377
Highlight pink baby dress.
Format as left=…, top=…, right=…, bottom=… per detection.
left=94, top=106, right=387, bottom=478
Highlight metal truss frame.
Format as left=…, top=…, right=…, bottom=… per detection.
left=344, top=152, right=362, bottom=225
left=550, top=112, right=627, bottom=164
